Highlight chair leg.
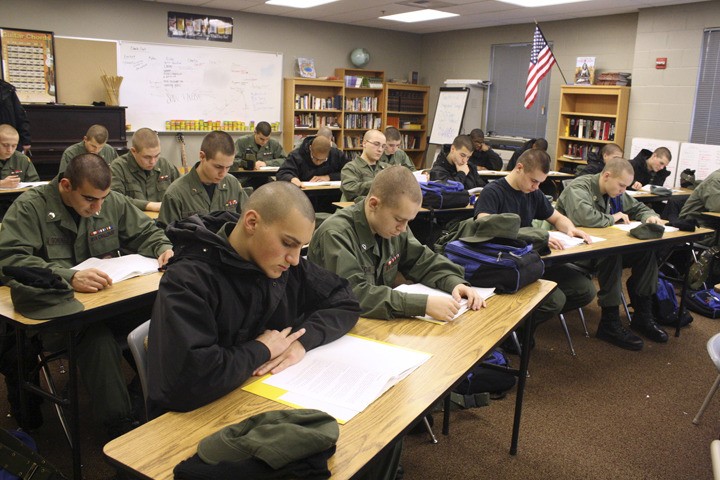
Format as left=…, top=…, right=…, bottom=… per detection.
left=621, top=291, right=632, bottom=323
left=423, top=416, right=438, bottom=444
left=38, top=353, right=72, bottom=447
left=511, top=332, right=522, bottom=355
left=694, top=374, right=720, bottom=425
left=559, top=314, right=576, bottom=356
left=578, top=307, right=589, bottom=337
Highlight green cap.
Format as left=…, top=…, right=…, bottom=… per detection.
left=629, top=222, right=665, bottom=240
left=6, top=277, right=83, bottom=320
left=197, top=409, right=339, bottom=469
left=459, top=213, right=521, bottom=243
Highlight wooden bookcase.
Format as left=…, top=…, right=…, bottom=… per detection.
left=383, top=83, right=430, bottom=169
left=335, top=68, right=385, bottom=155
left=282, top=78, right=344, bottom=153
left=555, top=85, right=630, bottom=172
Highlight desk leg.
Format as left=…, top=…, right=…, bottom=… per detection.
left=67, top=331, right=82, bottom=480
left=510, top=315, right=534, bottom=455
left=15, top=328, right=28, bottom=435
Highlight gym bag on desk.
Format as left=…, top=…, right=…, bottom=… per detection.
left=445, top=237, right=544, bottom=294
left=419, top=180, right=470, bottom=209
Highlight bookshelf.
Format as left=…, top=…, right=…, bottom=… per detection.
left=335, top=68, right=385, bottom=154
left=555, top=85, right=630, bottom=173
left=383, top=83, right=430, bottom=169
left=283, top=78, right=344, bottom=153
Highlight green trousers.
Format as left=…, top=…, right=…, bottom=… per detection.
left=534, top=264, right=597, bottom=323
left=596, top=250, right=658, bottom=308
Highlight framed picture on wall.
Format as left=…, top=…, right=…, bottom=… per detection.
left=0, top=27, right=57, bottom=103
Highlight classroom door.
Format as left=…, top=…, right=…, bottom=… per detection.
left=486, top=42, right=551, bottom=139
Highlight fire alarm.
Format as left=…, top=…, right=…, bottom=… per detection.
left=656, top=57, right=667, bottom=69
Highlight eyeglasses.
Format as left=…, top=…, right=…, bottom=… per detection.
left=311, top=154, right=328, bottom=163
left=366, top=140, right=387, bottom=150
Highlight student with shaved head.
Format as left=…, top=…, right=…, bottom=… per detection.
left=310, top=165, right=486, bottom=322
left=277, top=134, right=348, bottom=187
left=0, top=124, right=39, bottom=189
left=147, top=181, right=360, bottom=418
left=59, top=124, right=118, bottom=174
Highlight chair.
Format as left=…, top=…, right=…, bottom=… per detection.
left=693, top=332, right=720, bottom=425
left=558, top=308, right=590, bottom=356
left=127, top=320, right=151, bottom=421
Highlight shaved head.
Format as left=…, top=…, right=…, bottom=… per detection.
left=242, top=181, right=315, bottom=225
left=368, top=165, right=422, bottom=208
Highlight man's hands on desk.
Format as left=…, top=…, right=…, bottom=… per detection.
left=254, top=326, right=307, bottom=376
left=70, top=250, right=175, bottom=292
left=426, top=284, right=487, bottom=322
left=549, top=227, right=593, bottom=250
left=612, top=212, right=661, bottom=225
left=0, top=174, right=20, bottom=188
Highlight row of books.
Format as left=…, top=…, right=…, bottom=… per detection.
left=344, top=135, right=363, bottom=148
left=294, top=114, right=340, bottom=128
left=565, top=117, right=616, bottom=141
left=386, top=116, right=424, bottom=130
left=294, top=93, right=342, bottom=111
left=386, top=91, right=425, bottom=113
left=402, top=134, right=421, bottom=150
left=344, top=114, right=382, bottom=129
left=344, top=75, right=383, bottom=89
left=563, top=143, right=601, bottom=161
left=596, top=71, right=631, bottom=86
left=345, top=96, right=379, bottom=112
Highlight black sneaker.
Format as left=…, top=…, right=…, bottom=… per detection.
left=630, top=320, right=669, bottom=343
left=596, top=321, right=644, bottom=351
left=106, top=417, right=140, bottom=440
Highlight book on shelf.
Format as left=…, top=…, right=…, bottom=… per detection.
left=362, top=77, right=383, bottom=89
left=575, top=56, right=595, bottom=85
left=562, top=154, right=583, bottom=160
left=596, top=71, right=631, bottom=86
left=296, top=57, right=316, bottom=78
left=386, top=116, right=400, bottom=129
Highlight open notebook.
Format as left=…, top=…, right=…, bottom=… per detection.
left=394, top=283, right=495, bottom=324
left=73, top=254, right=160, bottom=284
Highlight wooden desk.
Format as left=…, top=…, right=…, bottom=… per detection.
left=0, top=273, right=162, bottom=480
left=228, top=167, right=279, bottom=179
left=104, top=280, right=557, bottom=480
left=0, top=182, right=50, bottom=202
left=332, top=201, right=474, bottom=214
left=144, top=210, right=159, bottom=219
left=630, top=187, right=693, bottom=204
left=476, top=170, right=575, bottom=180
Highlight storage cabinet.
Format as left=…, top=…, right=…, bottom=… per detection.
left=383, top=83, right=430, bottom=169
left=555, top=85, right=630, bottom=173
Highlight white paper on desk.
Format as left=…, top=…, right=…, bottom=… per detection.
left=468, top=186, right=483, bottom=195
left=479, top=170, right=506, bottom=175
left=258, top=166, right=279, bottom=171
left=262, top=335, right=431, bottom=422
left=73, top=254, right=159, bottom=283
left=549, top=231, right=607, bottom=248
left=638, top=184, right=682, bottom=194
left=393, top=283, right=495, bottom=323
left=300, top=180, right=341, bottom=187
left=0, top=181, right=48, bottom=190
left=412, top=171, right=429, bottom=183
left=612, top=221, right=678, bottom=233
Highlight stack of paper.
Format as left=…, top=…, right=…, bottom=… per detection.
left=73, top=254, right=160, bottom=283
left=258, top=166, right=279, bottom=171
left=243, top=335, right=431, bottom=423
left=394, top=283, right=495, bottom=324
left=548, top=231, right=606, bottom=248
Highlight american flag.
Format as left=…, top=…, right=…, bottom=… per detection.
left=525, top=25, right=556, bottom=109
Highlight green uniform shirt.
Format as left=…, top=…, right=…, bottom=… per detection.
left=680, top=169, right=720, bottom=228
left=158, top=163, right=249, bottom=227
left=555, top=173, right=657, bottom=227
left=308, top=199, right=467, bottom=319
left=0, top=178, right=172, bottom=285
left=59, top=142, right=119, bottom=174
left=0, top=151, right=39, bottom=182
left=233, top=134, right=286, bottom=168
left=380, top=149, right=415, bottom=171
left=111, top=152, right=180, bottom=210
left=340, top=156, right=389, bottom=201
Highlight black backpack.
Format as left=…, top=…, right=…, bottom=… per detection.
left=451, top=349, right=516, bottom=408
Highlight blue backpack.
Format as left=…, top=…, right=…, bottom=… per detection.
left=685, top=288, right=720, bottom=319
left=628, top=274, right=693, bottom=326
left=451, top=349, right=516, bottom=408
left=419, top=180, right=469, bottom=209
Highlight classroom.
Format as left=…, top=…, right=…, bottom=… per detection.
left=2, top=0, right=720, bottom=479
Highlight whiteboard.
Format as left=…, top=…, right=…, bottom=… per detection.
left=429, top=88, right=469, bottom=145
left=630, top=137, right=681, bottom=187
left=118, top=41, right=282, bottom=131
left=676, top=143, right=720, bottom=184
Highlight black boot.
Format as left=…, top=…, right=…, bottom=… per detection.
left=630, top=295, right=669, bottom=343
left=596, top=306, right=644, bottom=351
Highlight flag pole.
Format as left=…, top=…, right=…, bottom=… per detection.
left=535, top=20, right=570, bottom=85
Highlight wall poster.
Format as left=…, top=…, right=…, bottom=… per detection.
left=0, top=27, right=57, bottom=103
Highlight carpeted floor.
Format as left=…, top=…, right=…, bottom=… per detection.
left=2, top=276, right=720, bottom=480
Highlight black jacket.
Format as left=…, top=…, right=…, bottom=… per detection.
left=630, top=148, right=671, bottom=187
left=277, top=135, right=348, bottom=182
left=430, top=151, right=486, bottom=189
left=147, top=211, right=360, bottom=418
left=0, top=80, right=31, bottom=146
left=575, top=151, right=604, bottom=177
left=469, top=148, right=502, bottom=171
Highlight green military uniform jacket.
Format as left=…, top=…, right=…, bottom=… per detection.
left=233, top=134, right=286, bottom=169
left=0, top=178, right=173, bottom=285
left=308, top=199, right=467, bottom=319
left=0, top=151, right=39, bottom=181
left=111, top=152, right=180, bottom=210
left=680, top=169, right=720, bottom=228
left=555, top=173, right=657, bottom=227
left=380, top=149, right=415, bottom=171
left=158, top=163, right=249, bottom=227
left=59, top=142, right=118, bottom=173
left=340, top=156, right=389, bottom=201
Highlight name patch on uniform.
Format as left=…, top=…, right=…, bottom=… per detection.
left=384, top=253, right=400, bottom=270
left=47, top=236, right=73, bottom=246
left=89, top=225, right=116, bottom=242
